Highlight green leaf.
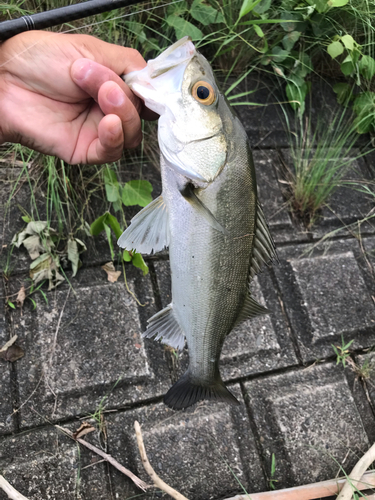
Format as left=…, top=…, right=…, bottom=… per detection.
left=285, top=81, right=309, bottom=113
left=21, top=215, right=31, bottom=223
left=123, top=249, right=132, bottom=262
left=333, top=82, right=353, bottom=105
left=132, top=252, right=149, bottom=276
left=341, top=34, right=354, bottom=51
left=282, top=31, right=300, bottom=51
left=253, top=24, right=264, bottom=37
left=90, top=212, right=122, bottom=240
left=353, top=92, right=375, bottom=133
left=7, top=301, right=16, bottom=309
left=328, top=0, right=348, bottom=6
left=190, top=0, right=224, bottom=25
left=104, top=168, right=121, bottom=203
left=327, top=40, right=344, bottom=59
left=253, top=0, right=271, bottom=14
left=122, top=180, right=153, bottom=207
left=270, top=46, right=289, bottom=63
left=340, top=54, right=355, bottom=75
left=238, top=0, right=263, bottom=19
left=165, top=15, right=203, bottom=41
left=359, top=55, right=375, bottom=80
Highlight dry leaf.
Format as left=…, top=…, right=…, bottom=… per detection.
left=102, top=262, right=121, bottom=283
left=0, top=345, right=25, bottom=362
left=73, top=422, right=95, bottom=439
left=16, top=286, right=26, bottom=308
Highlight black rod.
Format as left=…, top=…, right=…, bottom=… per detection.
left=0, top=0, right=146, bottom=41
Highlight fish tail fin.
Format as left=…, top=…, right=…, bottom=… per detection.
left=164, top=371, right=240, bottom=410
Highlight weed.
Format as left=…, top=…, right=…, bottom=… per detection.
left=269, top=453, right=278, bottom=490
left=332, top=335, right=355, bottom=367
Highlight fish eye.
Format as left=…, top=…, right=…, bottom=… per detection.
left=192, top=81, right=215, bottom=105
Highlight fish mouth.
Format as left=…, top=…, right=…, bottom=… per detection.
left=123, top=37, right=196, bottom=114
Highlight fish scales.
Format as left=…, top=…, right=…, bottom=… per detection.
left=118, top=37, right=277, bottom=410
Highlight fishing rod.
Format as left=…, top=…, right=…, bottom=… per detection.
left=0, top=0, right=147, bottom=41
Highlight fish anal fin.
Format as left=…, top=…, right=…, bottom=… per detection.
left=181, top=184, right=228, bottom=235
left=164, top=370, right=239, bottom=410
left=249, top=202, right=278, bottom=279
left=117, top=195, right=169, bottom=255
left=143, top=304, right=185, bottom=351
left=234, top=293, right=270, bottom=328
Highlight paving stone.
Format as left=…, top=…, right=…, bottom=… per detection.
left=9, top=267, right=170, bottom=428
left=274, top=242, right=375, bottom=362
left=252, top=150, right=293, bottom=230
left=0, top=424, right=110, bottom=500
left=152, top=260, right=298, bottom=383
left=243, top=363, right=370, bottom=488
left=106, top=384, right=266, bottom=499
left=0, top=289, right=14, bottom=435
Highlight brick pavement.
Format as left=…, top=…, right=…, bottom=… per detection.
left=0, top=77, right=375, bottom=500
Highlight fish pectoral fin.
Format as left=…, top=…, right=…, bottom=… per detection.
left=143, top=304, right=185, bottom=351
left=164, top=370, right=240, bottom=410
left=117, top=195, right=169, bottom=255
left=234, top=293, right=270, bottom=328
left=249, top=202, right=278, bottom=279
left=181, top=184, right=228, bottom=235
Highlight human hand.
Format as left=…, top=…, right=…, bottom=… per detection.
left=0, top=31, right=154, bottom=164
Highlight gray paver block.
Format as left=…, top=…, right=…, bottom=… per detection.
left=11, top=268, right=170, bottom=428
left=244, top=363, right=370, bottom=488
left=0, top=296, right=13, bottom=435
left=153, top=260, right=298, bottom=382
left=275, top=247, right=375, bottom=361
left=106, top=384, right=266, bottom=499
left=252, top=150, right=292, bottom=230
left=0, top=424, right=110, bottom=500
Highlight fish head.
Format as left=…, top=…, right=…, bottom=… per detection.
left=124, top=37, right=228, bottom=183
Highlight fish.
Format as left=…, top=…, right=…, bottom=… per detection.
left=118, top=37, right=277, bottom=410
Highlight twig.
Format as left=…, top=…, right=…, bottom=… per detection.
left=337, top=443, right=375, bottom=500
left=55, top=425, right=148, bottom=492
left=0, top=475, right=30, bottom=500
left=224, top=471, right=375, bottom=500
left=134, top=420, right=189, bottom=500
left=0, top=335, right=17, bottom=352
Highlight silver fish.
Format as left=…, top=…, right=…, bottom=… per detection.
left=118, top=37, right=277, bottom=410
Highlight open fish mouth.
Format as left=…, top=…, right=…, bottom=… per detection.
left=123, top=37, right=196, bottom=115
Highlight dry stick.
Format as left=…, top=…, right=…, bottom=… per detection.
left=337, top=442, right=375, bottom=500
left=55, top=426, right=148, bottom=492
left=0, top=475, right=30, bottom=500
left=224, top=471, right=375, bottom=500
left=134, top=420, right=189, bottom=500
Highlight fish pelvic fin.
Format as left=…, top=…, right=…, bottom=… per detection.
left=117, top=195, right=169, bottom=255
left=143, top=304, right=185, bottom=351
left=164, top=370, right=240, bottom=410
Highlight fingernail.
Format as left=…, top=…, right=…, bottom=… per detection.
left=110, top=119, right=123, bottom=137
left=107, top=86, right=125, bottom=107
left=73, top=60, right=92, bottom=81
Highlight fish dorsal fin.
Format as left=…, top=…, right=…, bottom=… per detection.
left=249, top=202, right=278, bottom=280
left=117, top=195, right=169, bottom=255
left=234, top=293, right=270, bottom=328
left=181, top=184, right=227, bottom=235
left=143, top=304, right=185, bottom=351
